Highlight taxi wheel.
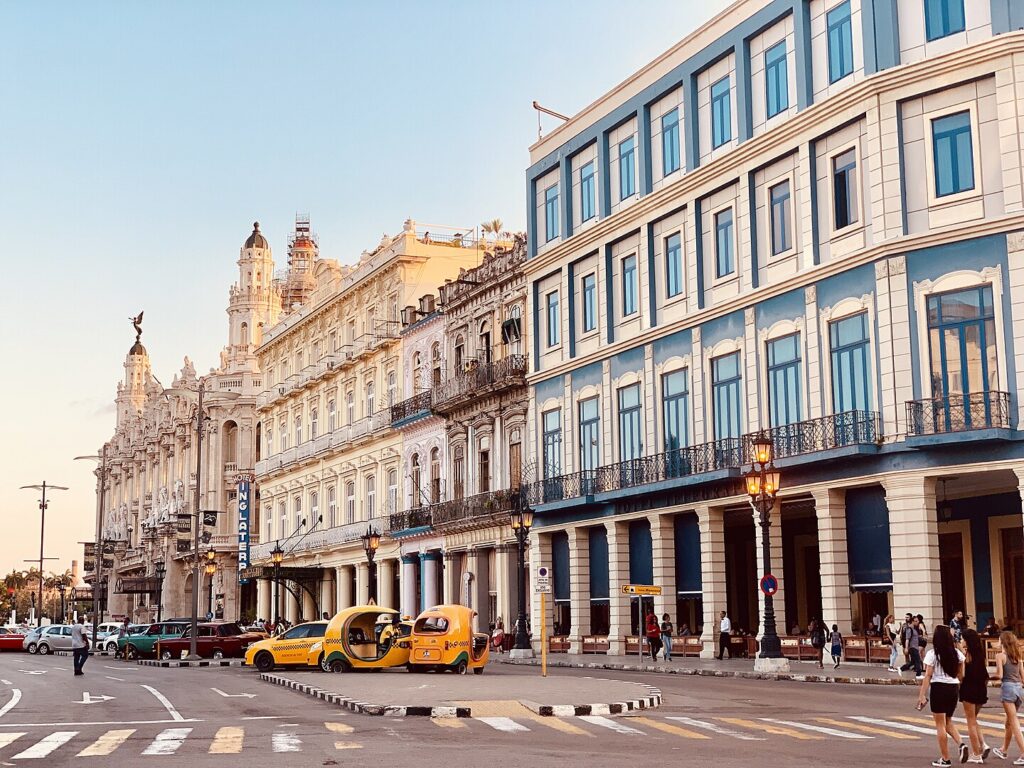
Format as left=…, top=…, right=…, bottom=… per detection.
left=473, top=667, right=484, bottom=675
left=455, top=660, right=467, bottom=675
left=319, top=654, right=331, bottom=673
left=254, top=652, right=274, bottom=673
left=329, top=659, right=348, bottom=673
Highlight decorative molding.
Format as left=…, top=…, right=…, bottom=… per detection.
left=889, top=255, right=906, bottom=276
left=804, top=284, right=816, bottom=304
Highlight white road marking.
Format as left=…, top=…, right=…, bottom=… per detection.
left=103, top=676, right=124, bottom=682
left=103, top=666, right=136, bottom=672
left=75, top=693, right=115, bottom=705
left=141, top=727, right=192, bottom=756
left=0, top=691, right=21, bottom=720
left=849, top=717, right=935, bottom=735
left=0, top=718, right=198, bottom=728
left=241, top=716, right=283, bottom=720
left=272, top=732, right=301, bottom=752
left=0, top=732, right=24, bottom=749
left=667, top=717, right=766, bottom=741
left=578, top=716, right=644, bottom=735
left=762, top=719, right=871, bottom=739
left=0, top=680, right=11, bottom=686
left=477, top=717, right=531, bottom=733
left=11, top=731, right=78, bottom=759
left=16, top=671, right=45, bottom=676
left=210, top=688, right=256, bottom=699
left=140, top=685, right=184, bottom=722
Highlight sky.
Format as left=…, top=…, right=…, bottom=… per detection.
left=0, top=0, right=732, bottom=582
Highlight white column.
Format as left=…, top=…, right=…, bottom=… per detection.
left=567, top=527, right=590, bottom=654
left=355, top=562, right=369, bottom=606
left=301, top=586, right=316, bottom=623
left=753, top=501, right=786, bottom=641
left=813, top=488, right=853, bottom=634
left=697, top=504, right=727, bottom=659
left=649, top=513, right=676, bottom=620
left=442, top=551, right=458, bottom=606
left=257, top=579, right=272, bottom=622
left=400, top=555, right=417, bottom=617
left=884, top=474, right=942, bottom=630
left=421, top=552, right=440, bottom=608
left=336, top=566, right=352, bottom=611
left=528, top=532, right=551, bottom=654
left=606, top=521, right=629, bottom=656
left=1006, top=233, right=1024, bottom=426
left=804, top=285, right=822, bottom=418
left=378, top=558, right=396, bottom=611
left=495, top=544, right=513, bottom=628
left=320, top=570, right=334, bottom=619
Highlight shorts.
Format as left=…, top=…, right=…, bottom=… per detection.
left=930, top=682, right=960, bottom=716
left=1000, top=682, right=1024, bottom=708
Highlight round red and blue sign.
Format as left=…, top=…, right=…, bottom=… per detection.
left=759, top=574, right=779, bottom=596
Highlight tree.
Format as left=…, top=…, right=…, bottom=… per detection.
left=481, top=218, right=504, bottom=244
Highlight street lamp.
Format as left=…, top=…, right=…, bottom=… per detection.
left=205, top=551, right=217, bottom=619
left=57, top=581, right=67, bottom=623
left=509, top=505, right=534, bottom=657
left=361, top=527, right=380, bottom=605
left=75, top=448, right=108, bottom=649
left=19, top=482, right=68, bottom=627
left=745, top=431, right=788, bottom=673
left=154, top=561, right=166, bottom=622
left=271, top=542, right=284, bottom=626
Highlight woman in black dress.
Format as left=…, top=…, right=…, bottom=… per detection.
left=960, top=628, right=991, bottom=763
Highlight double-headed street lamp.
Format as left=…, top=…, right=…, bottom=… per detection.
left=361, top=527, right=380, bottom=605
left=271, top=543, right=284, bottom=625
left=154, top=561, right=166, bottom=622
left=509, top=505, right=534, bottom=656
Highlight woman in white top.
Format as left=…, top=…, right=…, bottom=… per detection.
left=916, top=624, right=967, bottom=767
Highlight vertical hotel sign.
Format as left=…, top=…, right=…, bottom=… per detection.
left=237, top=474, right=254, bottom=584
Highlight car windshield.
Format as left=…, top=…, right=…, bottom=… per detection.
left=219, top=623, right=243, bottom=636
left=415, top=616, right=449, bottom=634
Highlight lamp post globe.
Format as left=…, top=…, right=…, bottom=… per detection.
left=361, top=527, right=380, bottom=605
left=509, top=505, right=534, bottom=658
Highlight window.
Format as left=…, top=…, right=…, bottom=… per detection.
left=293, top=494, right=302, bottom=533
left=925, top=0, right=965, bottom=41
left=365, top=476, right=375, bottom=519
left=767, top=333, right=803, bottom=427
left=387, top=469, right=398, bottom=514
left=662, top=108, right=680, bottom=175
left=582, top=273, right=597, bottom=333
left=310, top=408, right=318, bottom=440
left=328, top=399, right=336, bottom=432
left=279, top=417, right=288, bottom=450
left=769, top=180, right=792, bottom=255
left=662, top=369, right=690, bottom=451
left=454, top=337, right=464, bottom=371
left=411, top=454, right=421, bottom=505
left=345, top=482, right=355, bottom=524
left=389, top=369, right=399, bottom=404
left=712, top=352, right=742, bottom=440
left=765, top=41, right=789, bottom=118
left=830, top=312, right=872, bottom=412
left=617, top=384, right=643, bottom=461
left=665, top=233, right=683, bottom=298
left=430, top=447, right=441, bottom=503
left=827, top=2, right=853, bottom=84
left=832, top=148, right=859, bottom=229
left=711, top=77, right=731, bottom=148
left=479, top=321, right=492, bottom=365
left=622, top=255, right=638, bottom=316
left=366, top=382, right=375, bottom=417
left=294, top=414, right=302, bottom=446
left=345, top=391, right=354, bottom=424
left=578, top=397, right=600, bottom=472
left=265, top=424, right=273, bottom=455
left=715, top=208, right=735, bottom=278
left=429, top=346, right=440, bottom=388
left=310, top=491, right=319, bottom=526
left=546, top=291, right=560, bottom=347
left=453, top=447, right=465, bottom=500
left=580, top=161, right=596, bottom=221
left=932, top=111, right=974, bottom=197
left=544, top=185, right=559, bottom=242
left=327, top=486, right=337, bottom=527
left=542, top=409, right=562, bottom=479
left=478, top=450, right=490, bottom=493
left=264, top=504, right=272, bottom=540
left=619, top=137, right=636, bottom=199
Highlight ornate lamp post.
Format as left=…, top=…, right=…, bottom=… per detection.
left=57, top=581, right=67, bottom=623
left=271, top=542, right=283, bottom=626
left=204, top=551, right=217, bottom=619
left=745, top=432, right=789, bottom=672
left=154, top=561, right=166, bottom=622
left=361, top=527, right=380, bottom=605
left=509, top=505, right=534, bottom=657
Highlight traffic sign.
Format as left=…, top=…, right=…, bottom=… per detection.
left=759, top=574, right=779, bottom=596
left=535, top=578, right=551, bottom=594
left=537, top=566, right=550, bottom=578
left=620, top=584, right=662, bottom=596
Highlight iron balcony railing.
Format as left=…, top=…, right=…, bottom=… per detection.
left=752, top=409, right=880, bottom=460
left=906, top=391, right=1011, bottom=436
left=388, top=506, right=434, bottom=533
left=432, top=355, right=528, bottom=410
left=391, top=391, right=432, bottom=424
left=431, top=488, right=522, bottom=527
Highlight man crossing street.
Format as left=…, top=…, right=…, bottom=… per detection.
left=71, top=616, right=90, bottom=676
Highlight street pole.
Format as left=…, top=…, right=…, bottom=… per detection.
left=19, top=482, right=68, bottom=628
left=189, top=383, right=204, bottom=660
left=509, top=505, right=534, bottom=658
left=76, top=447, right=106, bottom=649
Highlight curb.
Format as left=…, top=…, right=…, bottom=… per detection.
left=523, top=683, right=662, bottom=716
left=137, top=659, right=247, bottom=668
left=54, top=650, right=113, bottom=657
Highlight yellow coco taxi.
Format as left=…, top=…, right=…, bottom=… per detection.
left=409, top=604, right=489, bottom=674
left=245, top=621, right=329, bottom=672
left=313, top=606, right=413, bottom=673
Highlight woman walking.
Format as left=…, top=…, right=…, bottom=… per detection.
left=992, top=630, right=1024, bottom=763
left=644, top=611, right=662, bottom=662
left=660, top=613, right=674, bottom=662
left=959, top=628, right=991, bottom=763
left=916, top=624, right=967, bottom=767
left=809, top=619, right=826, bottom=669
left=883, top=614, right=900, bottom=672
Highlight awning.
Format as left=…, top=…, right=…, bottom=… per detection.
left=628, top=519, right=653, bottom=585
left=589, top=526, right=609, bottom=599
left=845, top=486, right=894, bottom=587
left=674, top=513, right=702, bottom=593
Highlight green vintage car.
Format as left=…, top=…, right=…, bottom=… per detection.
left=119, top=621, right=189, bottom=659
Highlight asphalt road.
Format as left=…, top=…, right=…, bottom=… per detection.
left=0, top=651, right=1019, bottom=767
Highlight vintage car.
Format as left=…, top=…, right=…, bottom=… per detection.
left=409, top=604, right=489, bottom=674
left=105, top=624, right=149, bottom=654
left=120, top=621, right=189, bottom=659
left=316, top=606, right=413, bottom=673
left=0, top=627, right=24, bottom=652
left=155, top=622, right=263, bottom=660
left=245, top=621, right=329, bottom=672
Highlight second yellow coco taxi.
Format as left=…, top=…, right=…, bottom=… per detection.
left=245, top=621, right=328, bottom=672
left=311, top=605, right=412, bottom=673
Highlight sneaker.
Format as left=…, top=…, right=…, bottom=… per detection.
left=834, top=661, right=840, bottom=669
left=933, top=758, right=953, bottom=767
left=983, top=746, right=992, bottom=760
left=993, top=748, right=1008, bottom=760
left=959, top=742, right=969, bottom=763
left=916, top=675, right=925, bottom=680
left=967, top=756, right=984, bottom=765
left=1012, top=759, right=1024, bottom=766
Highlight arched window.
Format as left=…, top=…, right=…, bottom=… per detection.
left=293, top=494, right=302, bottom=535
left=278, top=501, right=286, bottom=538
left=387, top=370, right=397, bottom=406
left=294, top=414, right=302, bottom=446
left=454, top=335, right=465, bottom=372
left=346, top=391, right=355, bottom=424
left=413, top=352, right=422, bottom=392
left=327, top=486, right=337, bottom=527
left=222, top=421, right=238, bottom=465
left=255, top=421, right=262, bottom=462
left=310, top=408, right=319, bottom=440
left=453, top=446, right=465, bottom=500
left=265, top=422, right=273, bottom=456
left=365, top=475, right=376, bottom=519
left=430, top=447, right=441, bottom=504
left=328, top=399, right=336, bottom=432
left=239, top=322, right=248, bottom=347
left=279, top=416, right=288, bottom=450
left=411, top=454, right=422, bottom=506
left=310, top=491, right=319, bottom=525
left=479, top=321, right=492, bottom=364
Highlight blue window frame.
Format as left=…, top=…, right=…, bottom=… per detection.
left=617, top=384, right=643, bottom=461
left=765, top=41, right=789, bottom=118
left=767, top=333, right=803, bottom=427
left=578, top=398, right=600, bottom=472
left=932, top=111, right=974, bottom=197
left=769, top=180, right=792, bottom=255
left=622, top=255, right=638, bottom=316
left=715, top=208, right=735, bottom=278
left=830, top=312, right=872, bottom=413
left=832, top=148, right=858, bottom=229
left=661, top=108, right=680, bottom=175
left=544, top=185, right=559, bottom=242
left=711, top=77, right=731, bottom=148
left=925, top=0, right=965, bottom=41
left=662, top=369, right=690, bottom=451
left=712, top=352, right=742, bottom=440
left=542, top=409, right=562, bottom=479
left=582, top=273, right=597, bottom=333
left=619, top=137, right=635, bottom=200
left=665, top=233, right=683, bottom=298
left=580, top=161, right=596, bottom=222
left=827, top=2, right=854, bottom=84
left=545, top=290, right=560, bottom=347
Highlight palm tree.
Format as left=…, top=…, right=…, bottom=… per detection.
left=481, top=218, right=504, bottom=244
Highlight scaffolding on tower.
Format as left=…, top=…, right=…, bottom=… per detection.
left=279, top=214, right=319, bottom=311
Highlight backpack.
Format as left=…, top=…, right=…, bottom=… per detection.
left=811, top=626, right=826, bottom=648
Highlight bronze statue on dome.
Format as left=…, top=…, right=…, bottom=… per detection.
left=130, top=311, right=144, bottom=343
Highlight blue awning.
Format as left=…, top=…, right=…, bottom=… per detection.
left=845, top=486, right=893, bottom=587
left=674, top=513, right=702, bottom=593
left=628, top=519, right=653, bottom=585
left=552, top=531, right=570, bottom=601
left=589, top=526, right=609, bottom=599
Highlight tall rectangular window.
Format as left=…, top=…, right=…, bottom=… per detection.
left=827, top=2, right=854, bottom=83
left=580, top=161, right=596, bottom=222
left=715, top=208, right=735, bottom=278
left=617, top=384, right=643, bottom=461
left=832, top=148, right=859, bottom=229
left=932, top=111, right=974, bottom=197
left=345, top=482, right=355, bottom=524
left=622, top=255, right=638, bottom=316
left=619, top=137, right=636, bottom=200
left=711, top=76, right=732, bottom=148
left=767, top=333, right=803, bottom=427
left=662, top=369, right=690, bottom=451
left=712, top=352, right=742, bottom=440
left=830, top=312, right=872, bottom=412
left=546, top=290, right=560, bottom=347
left=665, top=233, right=683, bottom=298
left=765, top=41, right=789, bottom=118
left=769, top=180, right=792, bottom=255
left=542, top=409, right=562, bottom=479
left=578, top=398, right=600, bottom=472
left=544, top=185, right=559, bottom=242
left=661, top=108, right=680, bottom=175
left=925, top=0, right=965, bottom=41
left=582, top=273, right=597, bottom=333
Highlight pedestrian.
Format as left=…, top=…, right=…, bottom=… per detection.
left=992, top=630, right=1024, bottom=763
left=71, top=616, right=90, bottom=676
left=644, top=611, right=662, bottom=662
left=918, top=614, right=930, bottom=653
left=950, top=610, right=967, bottom=643
left=716, top=610, right=732, bottom=660
left=984, top=616, right=1001, bottom=637
left=959, top=628, right=991, bottom=764
left=322, top=612, right=329, bottom=621
left=491, top=617, right=505, bottom=654
left=902, top=615, right=925, bottom=679
left=916, top=624, right=967, bottom=767
left=809, top=619, right=827, bottom=669
left=829, top=624, right=843, bottom=669
left=883, top=613, right=900, bottom=672
left=660, top=613, right=674, bottom=662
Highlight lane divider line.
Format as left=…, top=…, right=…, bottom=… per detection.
left=578, top=715, right=644, bottom=735
left=0, top=689, right=21, bottom=720
left=140, top=685, right=184, bottom=722
left=849, top=716, right=934, bottom=735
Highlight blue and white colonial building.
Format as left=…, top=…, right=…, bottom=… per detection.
left=523, top=0, right=1024, bottom=657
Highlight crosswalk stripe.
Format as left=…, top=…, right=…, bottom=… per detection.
left=718, top=717, right=822, bottom=740
left=667, top=716, right=765, bottom=740
left=762, top=718, right=871, bottom=739
left=12, top=731, right=78, bottom=759
left=951, top=716, right=1014, bottom=736
left=849, top=716, right=935, bottom=735
left=209, top=726, right=243, bottom=754
left=431, top=718, right=467, bottom=729
left=632, top=717, right=710, bottom=739
left=477, top=717, right=531, bottom=733
left=326, top=722, right=354, bottom=734
left=334, top=741, right=364, bottom=750
left=815, top=717, right=918, bottom=740
left=142, top=728, right=192, bottom=756
left=0, top=733, right=25, bottom=751
left=78, top=729, right=135, bottom=756
left=272, top=731, right=302, bottom=752
left=520, top=715, right=591, bottom=736
left=578, top=715, right=644, bottom=735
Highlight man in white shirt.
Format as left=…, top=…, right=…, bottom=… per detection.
left=717, top=611, right=732, bottom=660
left=71, top=617, right=90, bottom=676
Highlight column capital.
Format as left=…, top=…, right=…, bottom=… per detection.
left=811, top=487, right=844, bottom=510
left=1011, top=464, right=1024, bottom=489
left=881, top=474, right=936, bottom=496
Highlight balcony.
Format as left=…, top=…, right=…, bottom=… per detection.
left=224, top=462, right=238, bottom=474
left=432, top=488, right=522, bottom=530
left=432, top=355, right=528, bottom=412
left=391, top=391, right=432, bottom=426
left=388, top=506, right=434, bottom=534
left=906, top=391, right=1011, bottom=437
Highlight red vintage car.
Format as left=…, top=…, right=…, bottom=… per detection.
left=154, top=622, right=263, bottom=660
left=0, top=628, right=25, bottom=651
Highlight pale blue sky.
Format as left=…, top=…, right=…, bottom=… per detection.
left=0, top=1, right=730, bottom=580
